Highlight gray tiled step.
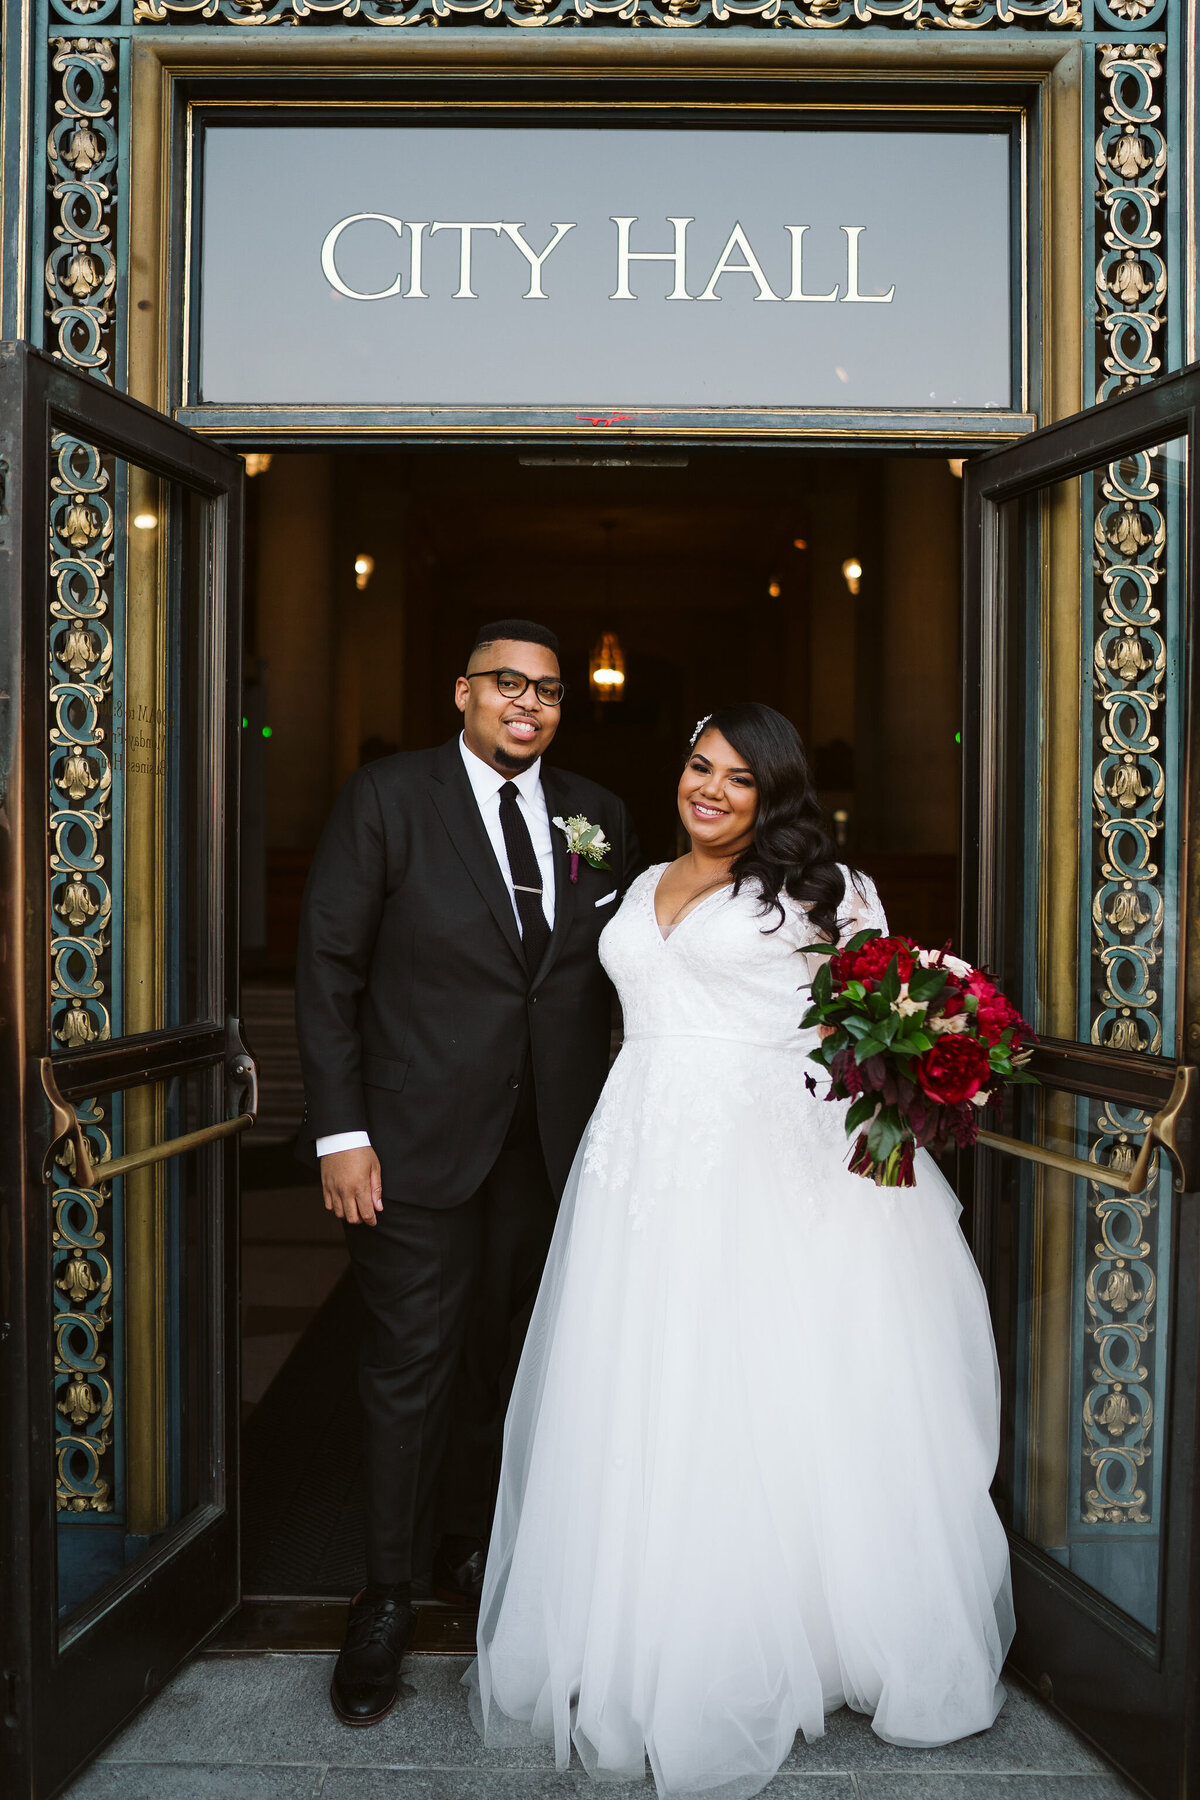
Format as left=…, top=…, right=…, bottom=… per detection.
left=69, top=1654, right=1139, bottom=1800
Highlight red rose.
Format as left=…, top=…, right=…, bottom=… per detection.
left=916, top=1034, right=993, bottom=1106
left=831, top=935, right=916, bottom=992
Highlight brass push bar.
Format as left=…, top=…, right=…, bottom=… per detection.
left=976, top=1062, right=1200, bottom=1196
left=38, top=1046, right=257, bottom=1187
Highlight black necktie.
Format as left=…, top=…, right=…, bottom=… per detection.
left=498, top=782, right=551, bottom=973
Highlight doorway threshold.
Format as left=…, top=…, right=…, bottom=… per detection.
left=207, top=1597, right=478, bottom=1655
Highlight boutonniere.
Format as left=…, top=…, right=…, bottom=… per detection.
left=552, top=814, right=612, bottom=885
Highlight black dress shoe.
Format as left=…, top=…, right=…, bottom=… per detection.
left=432, top=1536, right=486, bottom=1608
left=330, top=1589, right=417, bottom=1726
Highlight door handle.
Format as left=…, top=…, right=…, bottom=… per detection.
left=38, top=1030, right=258, bottom=1188
left=976, top=1062, right=1200, bottom=1196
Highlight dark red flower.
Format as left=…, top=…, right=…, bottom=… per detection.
left=956, top=974, right=1021, bottom=1047
left=830, top=935, right=916, bottom=992
left=916, top=1034, right=993, bottom=1106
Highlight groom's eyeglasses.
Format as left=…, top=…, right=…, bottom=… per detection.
left=467, top=668, right=566, bottom=707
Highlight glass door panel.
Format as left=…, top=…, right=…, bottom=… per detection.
left=963, top=366, right=1200, bottom=1800
left=0, top=344, right=248, bottom=1800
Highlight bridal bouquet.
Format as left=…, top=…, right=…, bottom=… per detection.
left=801, top=931, right=1036, bottom=1187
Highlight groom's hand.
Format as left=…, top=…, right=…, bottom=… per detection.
left=321, top=1147, right=384, bottom=1226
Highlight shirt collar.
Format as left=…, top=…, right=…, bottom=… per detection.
left=459, top=732, right=543, bottom=805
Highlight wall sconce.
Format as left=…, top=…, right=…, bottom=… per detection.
left=242, top=453, right=273, bottom=478
left=132, top=511, right=157, bottom=530
left=947, top=459, right=965, bottom=479
left=768, top=579, right=781, bottom=598
left=841, top=558, right=862, bottom=596
left=354, top=553, right=375, bottom=592
left=792, top=537, right=808, bottom=551
left=832, top=808, right=849, bottom=849
left=589, top=631, right=626, bottom=701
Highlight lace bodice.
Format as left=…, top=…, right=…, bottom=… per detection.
left=600, top=862, right=887, bottom=1053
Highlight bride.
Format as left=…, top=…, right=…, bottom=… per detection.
left=466, top=702, right=1013, bottom=1798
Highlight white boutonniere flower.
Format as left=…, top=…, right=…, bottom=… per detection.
left=552, top=814, right=612, bottom=884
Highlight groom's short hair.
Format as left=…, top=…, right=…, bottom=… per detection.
left=472, top=618, right=559, bottom=659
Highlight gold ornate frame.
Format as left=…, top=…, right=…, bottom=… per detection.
left=125, top=34, right=1086, bottom=443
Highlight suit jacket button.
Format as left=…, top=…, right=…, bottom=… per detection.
left=529, top=994, right=538, bottom=1005
left=508, top=1076, right=520, bottom=1090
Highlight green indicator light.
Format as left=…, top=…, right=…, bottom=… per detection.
left=242, top=716, right=248, bottom=729
left=262, top=725, right=273, bottom=739
left=954, top=731, right=962, bottom=745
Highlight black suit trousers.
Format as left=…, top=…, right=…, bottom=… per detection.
left=344, top=1072, right=556, bottom=1585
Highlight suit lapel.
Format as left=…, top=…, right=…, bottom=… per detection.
left=530, top=767, right=578, bottom=989
left=428, top=739, right=525, bottom=970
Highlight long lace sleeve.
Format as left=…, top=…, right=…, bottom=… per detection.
left=836, top=871, right=888, bottom=946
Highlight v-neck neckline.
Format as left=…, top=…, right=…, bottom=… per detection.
left=651, top=866, right=734, bottom=943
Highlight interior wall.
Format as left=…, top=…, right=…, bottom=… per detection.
left=243, top=447, right=963, bottom=964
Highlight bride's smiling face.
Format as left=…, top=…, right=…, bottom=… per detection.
left=678, top=729, right=758, bottom=857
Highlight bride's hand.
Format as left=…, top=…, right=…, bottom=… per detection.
left=817, top=1024, right=835, bottom=1042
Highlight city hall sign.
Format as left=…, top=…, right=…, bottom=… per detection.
left=197, top=125, right=1013, bottom=412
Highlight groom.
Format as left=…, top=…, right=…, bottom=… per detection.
left=295, top=619, right=640, bottom=1726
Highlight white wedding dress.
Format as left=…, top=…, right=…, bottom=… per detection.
left=466, top=865, right=1013, bottom=1798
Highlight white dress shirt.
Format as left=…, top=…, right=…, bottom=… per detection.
left=316, top=734, right=557, bottom=1158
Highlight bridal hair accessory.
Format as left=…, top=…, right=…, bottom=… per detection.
left=689, top=715, right=713, bottom=749
left=552, top=814, right=612, bottom=884
left=801, top=935, right=1036, bottom=1187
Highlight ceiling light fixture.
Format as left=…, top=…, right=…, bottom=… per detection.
left=354, top=553, right=375, bottom=591
left=590, top=631, right=626, bottom=701
left=242, top=453, right=273, bottom=478
left=768, top=580, right=781, bottom=598
left=841, top=558, right=862, bottom=596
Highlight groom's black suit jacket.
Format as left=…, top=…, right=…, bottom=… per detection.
left=295, top=738, right=641, bottom=1208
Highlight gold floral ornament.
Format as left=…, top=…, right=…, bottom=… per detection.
left=1098, top=1262, right=1140, bottom=1313
left=552, top=814, right=612, bottom=884
left=1107, top=756, right=1153, bottom=808
left=1105, top=885, right=1151, bottom=935
left=1109, top=249, right=1154, bottom=308
left=62, top=496, right=99, bottom=549
left=64, top=246, right=101, bottom=301
left=60, top=619, right=97, bottom=676
left=1107, top=501, right=1153, bottom=555
left=57, top=879, right=99, bottom=928
left=58, top=1377, right=99, bottom=1428
left=55, top=1002, right=98, bottom=1049
left=57, top=1251, right=100, bottom=1305
left=1107, top=1015, right=1146, bottom=1053
left=64, top=122, right=102, bottom=174
left=1095, top=1386, right=1139, bottom=1436
left=57, top=750, right=97, bottom=800
left=1107, top=630, right=1153, bottom=681
left=1109, top=124, right=1153, bottom=181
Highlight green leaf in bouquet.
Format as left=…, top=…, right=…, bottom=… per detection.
left=841, top=1015, right=871, bottom=1040
left=876, top=1013, right=900, bottom=1046
left=907, top=1031, right=934, bottom=1053
left=867, top=1107, right=906, bottom=1161
left=907, top=965, right=948, bottom=1005
left=878, top=959, right=902, bottom=1005
left=855, top=1036, right=886, bottom=1062
left=812, top=961, right=833, bottom=1007
left=841, top=928, right=881, bottom=954
left=845, top=1095, right=877, bottom=1133
left=845, top=980, right=868, bottom=1004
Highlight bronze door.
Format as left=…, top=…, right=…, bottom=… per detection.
left=0, top=343, right=250, bottom=1798
left=962, top=363, right=1200, bottom=1799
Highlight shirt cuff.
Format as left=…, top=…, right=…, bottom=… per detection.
left=316, top=1130, right=373, bottom=1158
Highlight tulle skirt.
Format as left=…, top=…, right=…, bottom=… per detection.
left=465, top=1037, right=1014, bottom=1799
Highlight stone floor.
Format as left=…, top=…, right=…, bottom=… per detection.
left=63, top=1654, right=1142, bottom=1800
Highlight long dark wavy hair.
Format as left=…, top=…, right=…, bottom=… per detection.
left=690, top=702, right=856, bottom=942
